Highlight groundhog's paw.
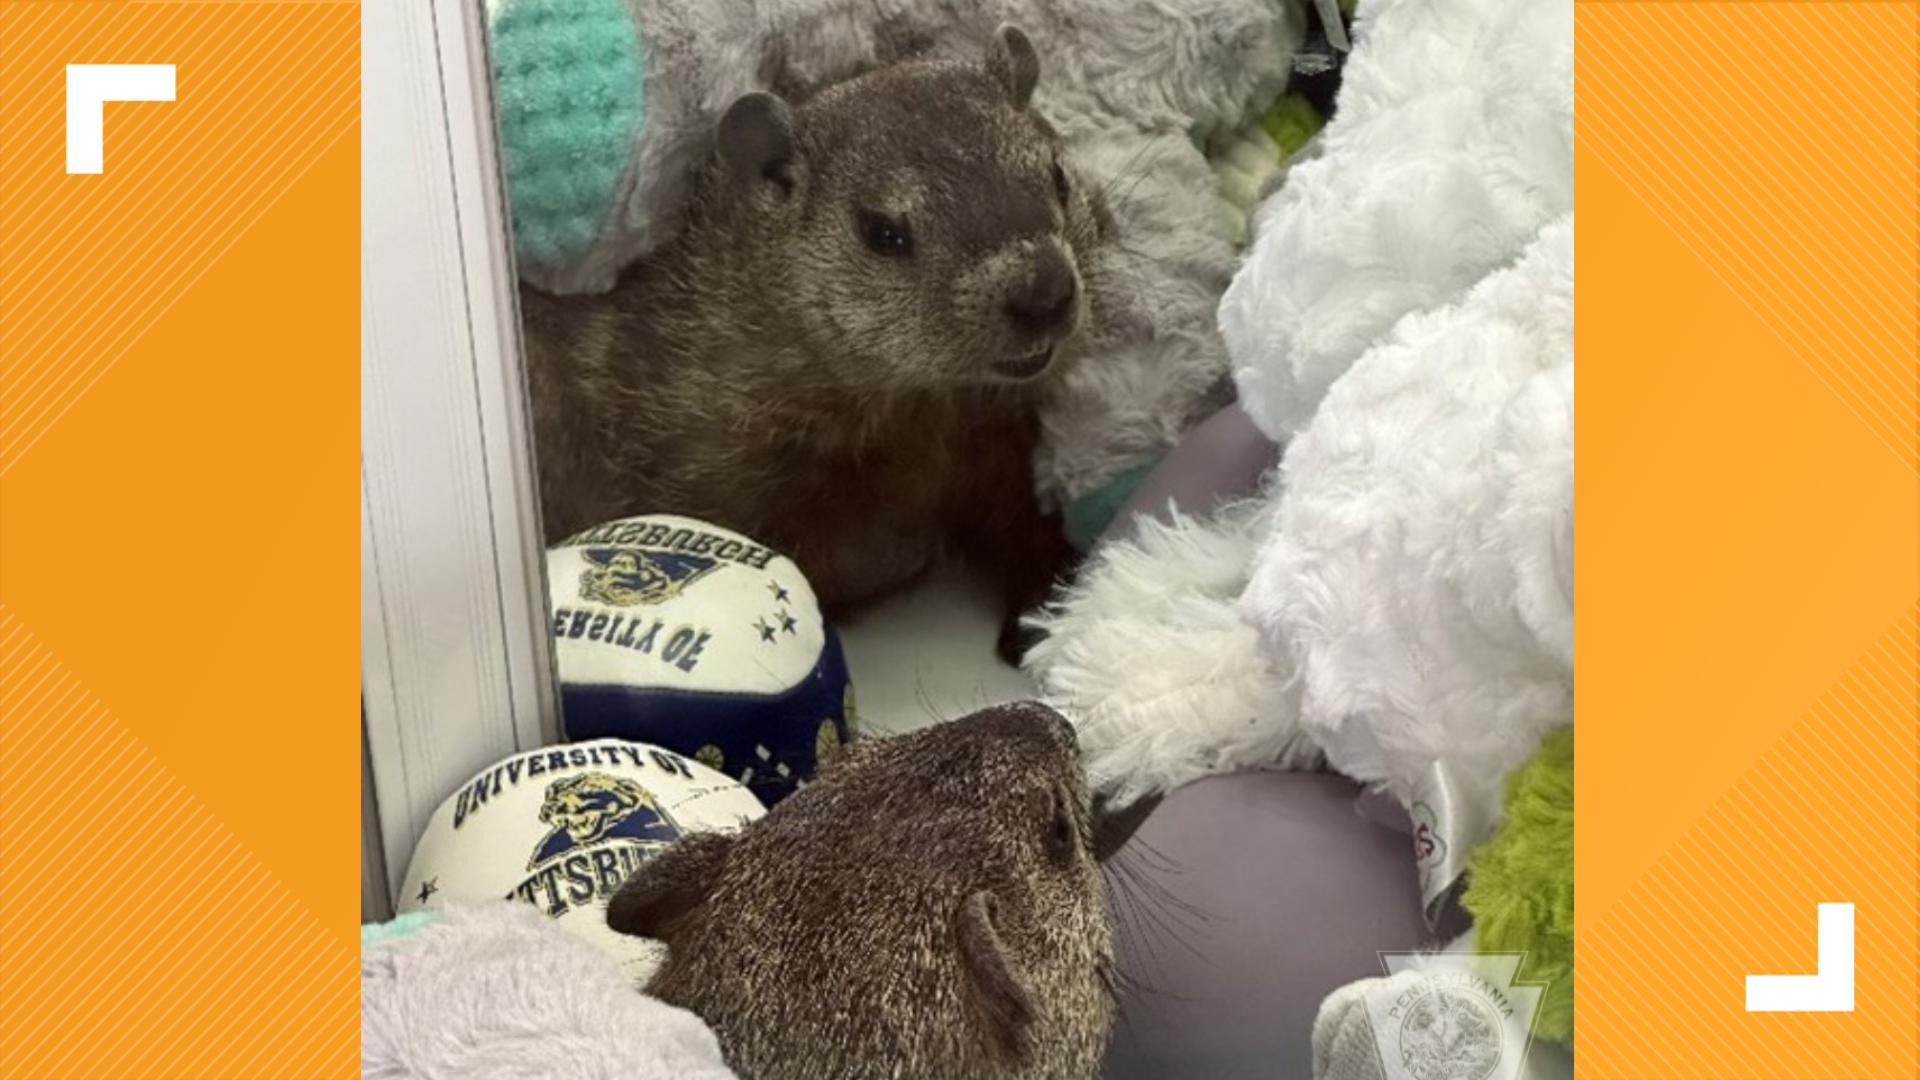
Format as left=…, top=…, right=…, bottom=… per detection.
left=997, top=609, right=1048, bottom=667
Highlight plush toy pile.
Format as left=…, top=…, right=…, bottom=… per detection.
left=1026, top=0, right=1574, bottom=1069
left=1030, top=0, right=1573, bottom=856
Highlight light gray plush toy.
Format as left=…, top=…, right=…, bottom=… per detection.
left=361, top=903, right=738, bottom=1080
left=489, top=0, right=1305, bottom=503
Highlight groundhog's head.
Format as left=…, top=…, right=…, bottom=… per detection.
left=710, top=26, right=1110, bottom=390
left=608, top=702, right=1114, bottom=1080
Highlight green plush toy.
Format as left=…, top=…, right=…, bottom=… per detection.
left=1462, top=726, right=1574, bottom=1042
left=1207, top=91, right=1325, bottom=248
left=1259, top=92, right=1325, bottom=159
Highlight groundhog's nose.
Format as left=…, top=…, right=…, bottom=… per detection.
left=1005, top=250, right=1077, bottom=336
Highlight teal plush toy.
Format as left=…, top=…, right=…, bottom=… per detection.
left=1061, top=460, right=1159, bottom=553
left=1462, top=726, right=1574, bottom=1042
left=485, top=0, right=874, bottom=296
left=489, top=0, right=644, bottom=276
left=361, top=909, right=440, bottom=949
left=488, top=0, right=651, bottom=292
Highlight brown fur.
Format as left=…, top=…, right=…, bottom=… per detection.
left=608, top=703, right=1114, bottom=1080
left=519, top=29, right=1112, bottom=635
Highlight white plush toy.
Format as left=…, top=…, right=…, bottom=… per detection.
left=1222, top=0, right=1573, bottom=439
left=1247, top=214, right=1573, bottom=909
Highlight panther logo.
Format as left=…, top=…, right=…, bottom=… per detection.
left=528, top=772, right=682, bottom=869
left=578, top=546, right=719, bottom=607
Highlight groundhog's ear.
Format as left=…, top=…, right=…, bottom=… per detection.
left=956, top=891, right=1036, bottom=1063
left=606, top=832, right=733, bottom=941
left=717, top=92, right=798, bottom=196
left=986, top=25, right=1040, bottom=110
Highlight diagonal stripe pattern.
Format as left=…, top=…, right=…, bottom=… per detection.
left=1, top=4, right=361, bottom=1076
left=0, top=1, right=360, bottom=477
left=1577, top=1, right=1919, bottom=474
left=1580, top=608, right=1920, bottom=1079
left=0, top=606, right=359, bottom=1078
left=1578, top=5, right=1917, bottom=1074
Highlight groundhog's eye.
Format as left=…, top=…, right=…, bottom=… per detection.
left=1045, top=791, right=1076, bottom=862
left=1051, top=159, right=1071, bottom=204
left=857, top=210, right=913, bottom=257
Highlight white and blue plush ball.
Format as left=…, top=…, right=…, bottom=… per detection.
left=547, top=514, right=855, bottom=806
left=396, top=738, right=764, bottom=984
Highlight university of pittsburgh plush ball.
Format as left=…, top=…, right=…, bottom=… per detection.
left=547, top=513, right=855, bottom=806
left=395, top=738, right=764, bottom=984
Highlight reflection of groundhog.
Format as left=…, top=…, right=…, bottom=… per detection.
left=520, top=28, right=1111, bottom=658
left=609, top=703, right=1112, bottom=1079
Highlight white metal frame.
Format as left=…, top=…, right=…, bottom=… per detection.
left=361, top=0, right=557, bottom=910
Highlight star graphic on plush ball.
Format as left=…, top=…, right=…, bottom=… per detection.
left=779, top=610, right=798, bottom=634
left=416, top=878, right=438, bottom=905
left=767, top=581, right=791, bottom=604
left=755, top=617, right=776, bottom=643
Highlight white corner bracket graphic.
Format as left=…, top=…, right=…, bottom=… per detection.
left=1745, top=902, right=1854, bottom=1012
left=66, top=64, right=175, bottom=174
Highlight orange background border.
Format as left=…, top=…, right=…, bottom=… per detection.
left=1579, top=2, right=1917, bottom=1077
left=0, top=3, right=359, bottom=1077
left=0, top=0, right=1914, bottom=1077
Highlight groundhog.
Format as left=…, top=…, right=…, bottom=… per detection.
left=519, top=27, right=1111, bottom=651
left=607, top=702, right=1114, bottom=1080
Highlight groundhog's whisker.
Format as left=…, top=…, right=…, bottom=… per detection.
left=1109, top=862, right=1181, bottom=1000
left=1095, top=139, right=1171, bottom=209
left=1102, top=862, right=1217, bottom=1007
left=1107, top=857, right=1212, bottom=966
left=1116, top=858, right=1212, bottom=936
left=1098, top=142, right=1180, bottom=223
